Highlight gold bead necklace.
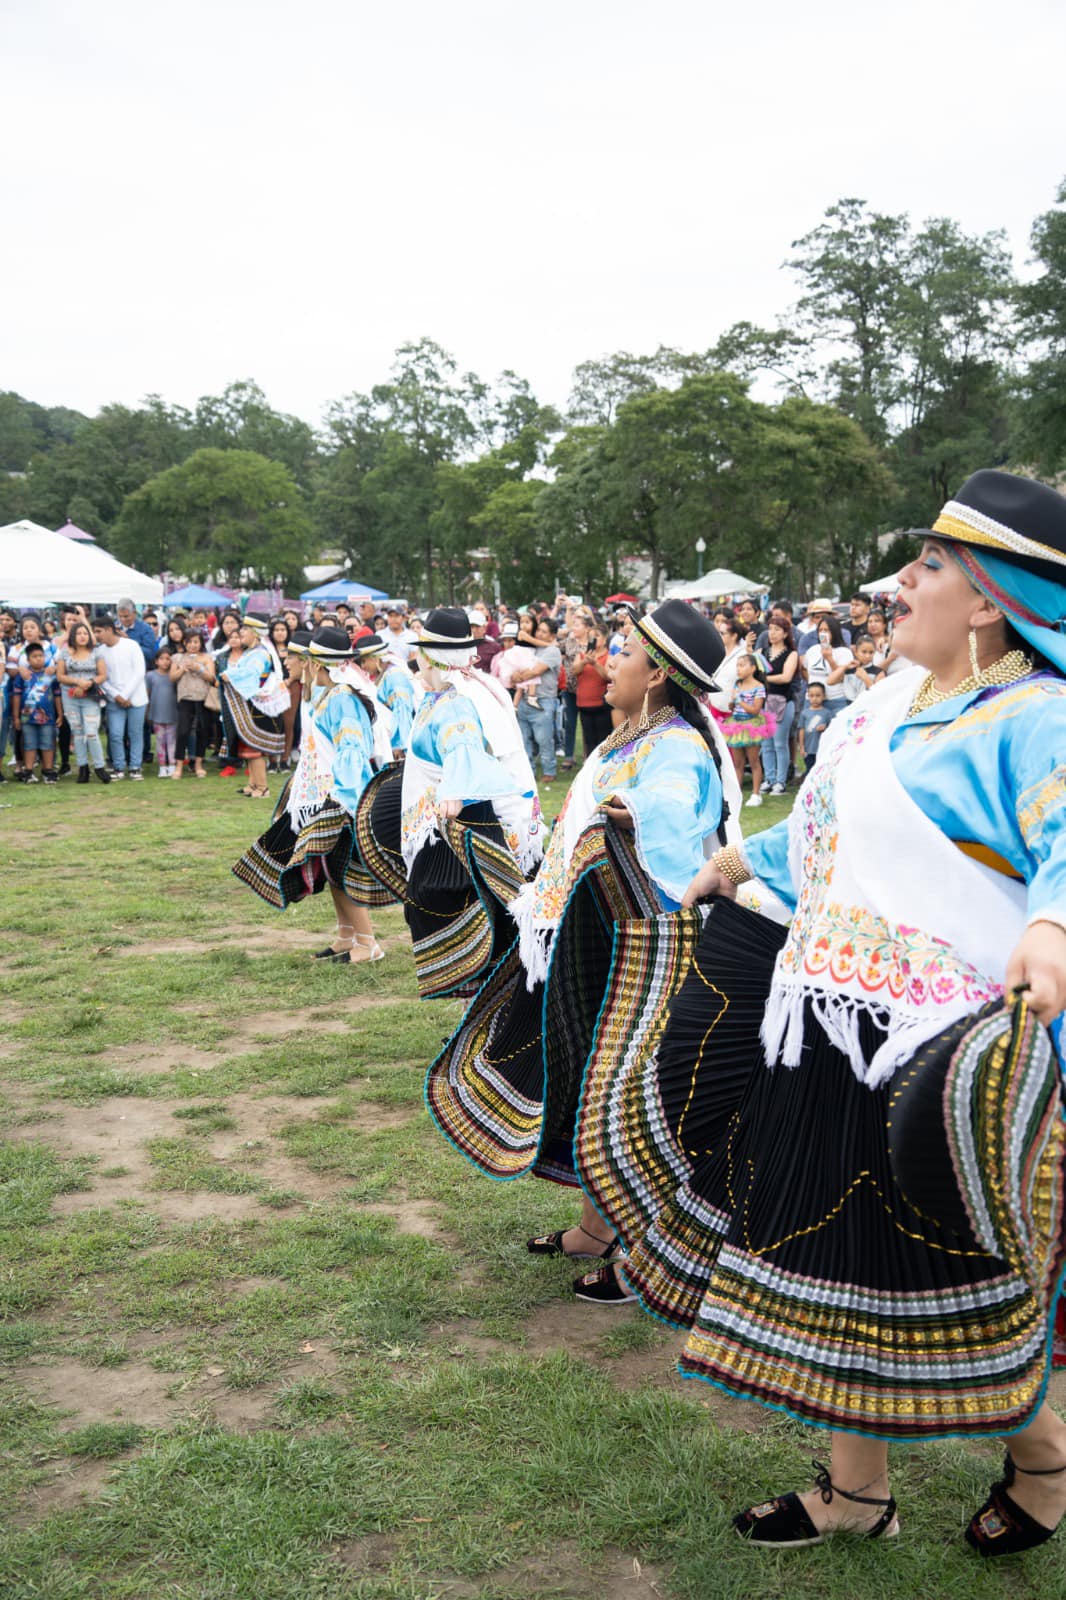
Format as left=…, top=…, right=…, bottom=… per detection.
left=907, top=649, right=1032, bottom=717
left=597, top=704, right=677, bottom=758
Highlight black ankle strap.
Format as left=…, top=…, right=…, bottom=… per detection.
left=812, top=1461, right=892, bottom=1508
left=1008, top=1452, right=1066, bottom=1478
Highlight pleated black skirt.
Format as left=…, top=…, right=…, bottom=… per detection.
left=576, top=898, right=1064, bottom=1439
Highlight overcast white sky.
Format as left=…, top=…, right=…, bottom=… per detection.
left=5, top=0, right=1064, bottom=426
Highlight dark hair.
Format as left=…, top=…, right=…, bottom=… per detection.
left=211, top=611, right=241, bottom=649
left=536, top=616, right=559, bottom=636
left=19, top=612, right=42, bottom=639
left=269, top=618, right=291, bottom=647
left=718, top=616, right=743, bottom=646
left=183, top=628, right=203, bottom=647
left=68, top=621, right=94, bottom=651
left=849, top=593, right=871, bottom=605
left=25, top=639, right=45, bottom=656
left=814, top=613, right=845, bottom=648
left=766, top=614, right=796, bottom=653
left=662, top=680, right=730, bottom=836
left=96, top=614, right=117, bottom=633
left=771, top=599, right=794, bottom=617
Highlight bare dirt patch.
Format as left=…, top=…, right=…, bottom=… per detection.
left=15, top=1332, right=342, bottom=1439
left=420, top=1540, right=667, bottom=1598
left=333, top=1532, right=402, bottom=1573
left=364, top=1200, right=449, bottom=1242
left=19, top=1457, right=116, bottom=1521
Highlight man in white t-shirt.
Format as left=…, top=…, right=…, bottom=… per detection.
left=96, top=615, right=149, bottom=778
left=377, top=605, right=418, bottom=666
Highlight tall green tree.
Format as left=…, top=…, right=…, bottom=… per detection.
left=111, top=448, right=314, bottom=588
left=1014, top=176, right=1066, bottom=474
left=27, top=398, right=192, bottom=537
left=787, top=199, right=912, bottom=442
left=191, top=380, right=319, bottom=489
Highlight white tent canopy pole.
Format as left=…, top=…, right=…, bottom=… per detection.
left=0, top=520, right=163, bottom=605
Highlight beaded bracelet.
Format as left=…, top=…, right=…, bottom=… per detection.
left=712, top=844, right=753, bottom=886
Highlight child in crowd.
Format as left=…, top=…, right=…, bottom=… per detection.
left=799, top=682, right=831, bottom=771
left=146, top=645, right=179, bottom=776
left=495, top=624, right=540, bottom=708
left=13, top=640, right=62, bottom=784
left=843, top=636, right=885, bottom=700
left=720, top=651, right=774, bottom=807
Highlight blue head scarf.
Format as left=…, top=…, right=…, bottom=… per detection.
left=945, top=543, right=1066, bottom=678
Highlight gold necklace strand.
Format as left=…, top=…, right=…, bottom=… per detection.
left=596, top=704, right=677, bottom=759
left=907, top=650, right=1032, bottom=718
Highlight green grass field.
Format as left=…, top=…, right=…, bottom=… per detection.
left=0, top=766, right=1061, bottom=1598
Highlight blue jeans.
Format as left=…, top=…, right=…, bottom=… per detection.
left=65, top=693, right=106, bottom=768
left=763, top=698, right=795, bottom=787
left=106, top=701, right=146, bottom=771
left=517, top=699, right=557, bottom=779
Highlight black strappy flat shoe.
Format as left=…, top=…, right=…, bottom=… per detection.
left=734, top=1460, right=899, bottom=1549
left=527, top=1225, right=620, bottom=1260
left=965, top=1453, right=1066, bottom=1557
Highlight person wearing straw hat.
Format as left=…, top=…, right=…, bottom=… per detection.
left=425, top=599, right=744, bottom=1262
left=574, top=470, right=1066, bottom=1558
left=355, top=607, right=543, bottom=1000
left=232, top=627, right=386, bottom=963
left=219, top=613, right=289, bottom=798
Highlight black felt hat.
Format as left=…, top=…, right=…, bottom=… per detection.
left=632, top=598, right=725, bottom=695
left=908, top=469, right=1066, bottom=583
left=418, top=607, right=477, bottom=649
left=308, top=625, right=358, bottom=659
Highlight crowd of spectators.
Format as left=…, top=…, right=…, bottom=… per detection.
left=0, top=587, right=904, bottom=799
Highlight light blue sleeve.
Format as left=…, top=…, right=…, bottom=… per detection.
left=380, top=667, right=415, bottom=750
left=433, top=694, right=525, bottom=805
left=224, top=645, right=269, bottom=700
left=615, top=733, right=725, bottom=908
left=1008, top=687, right=1066, bottom=925
left=743, top=819, right=797, bottom=912
left=319, top=691, right=376, bottom=817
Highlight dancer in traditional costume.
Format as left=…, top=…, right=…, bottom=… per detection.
left=232, top=627, right=386, bottom=963
left=426, top=600, right=743, bottom=1261
left=351, top=635, right=417, bottom=754
left=356, top=607, right=543, bottom=999
left=575, top=471, right=1066, bottom=1558
left=219, top=614, right=289, bottom=799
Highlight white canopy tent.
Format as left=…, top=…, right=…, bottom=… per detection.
left=859, top=570, right=902, bottom=595
left=0, top=520, right=163, bottom=605
left=665, top=567, right=768, bottom=600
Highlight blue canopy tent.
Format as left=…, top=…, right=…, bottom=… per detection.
left=163, top=582, right=233, bottom=608
left=299, top=578, right=387, bottom=603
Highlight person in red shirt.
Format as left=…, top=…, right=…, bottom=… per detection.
left=572, top=623, right=612, bottom=757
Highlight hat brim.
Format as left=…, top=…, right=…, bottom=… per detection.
left=417, top=634, right=477, bottom=650
left=903, top=524, right=1066, bottom=585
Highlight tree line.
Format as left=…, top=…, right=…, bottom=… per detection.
left=3, top=179, right=1064, bottom=602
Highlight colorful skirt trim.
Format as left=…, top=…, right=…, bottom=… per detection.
left=425, top=817, right=658, bottom=1185
left=232, top=787, right=354, bottom=910
left=221, top=680, right=285, bottom=759
left=575, top=901, right=1066, bottom=1440
left=357, top=769, right=524, bottom=1000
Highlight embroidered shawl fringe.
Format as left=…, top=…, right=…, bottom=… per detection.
left=761, top=978, right=982, bottom=1090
